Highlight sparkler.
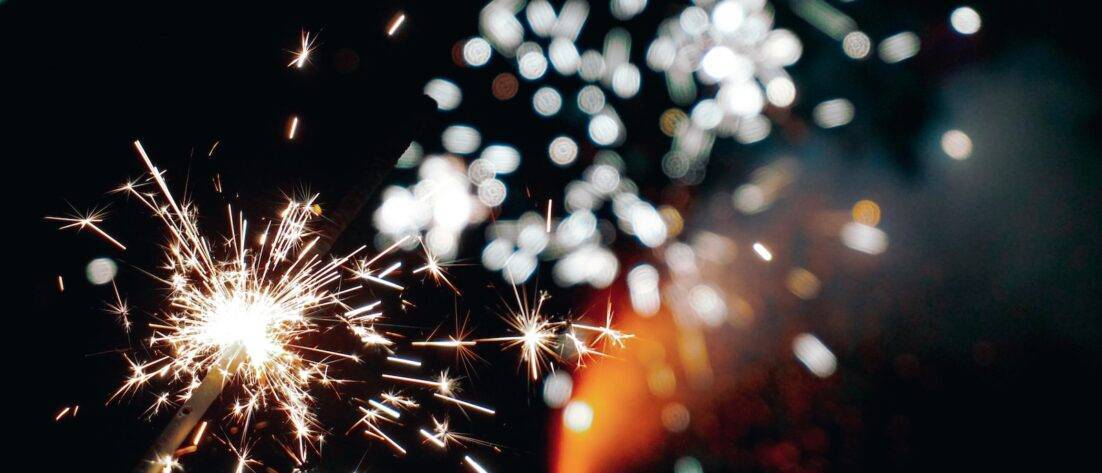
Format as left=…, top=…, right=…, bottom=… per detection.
left=55, top=129, right=631, bottom=473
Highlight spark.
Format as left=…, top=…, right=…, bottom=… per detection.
left=571, top=300, right=633, bottom=349
left=433, top=393, right=496, bottom=416
left=288, top=30, right=316, bottom=69
left=57, top=275, right=64, bottom=292
left=155, top=455, right=181, bottom=473
left=411, top=339, right=477, bottom=348
left=382, top=372, right=457, bottom=395
left=287, top=115, right=299, bottom=140
left=45, top=209, right=127, bottom=250
left=752, top=242, right=773, bottom=261
left=412, top=243, right=458, bottom=293
left=386, top=356, right=422, bottom=367
left=479, top=287, right=560, bottom=380
left=546, top=199, right=553, bottom=233
left=54, top=406, right=71, bottom=421
left=105, top=280, right=132, bottom=332
left=386, top=13, right=406, bottom=36
left=464, top=455, right=490, bottom=473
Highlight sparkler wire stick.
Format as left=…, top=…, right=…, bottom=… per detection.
left=137, top=347, right=243, bottom=473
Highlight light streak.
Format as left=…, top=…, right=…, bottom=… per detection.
left=45, top=210, right=127, bottom=250
left=752, top=242, right=773, bottom=261
left=287, top=116, right=299, bottom=140
left=464, top=455, right=490, bottom=473
left=433, top=393, right=496, bottom=416
left=387, top=13, right=407, bottom=36
left=386, top=356, right=422, bottom=367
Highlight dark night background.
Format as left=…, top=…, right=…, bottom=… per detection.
left=8, top=0, right=1102, bottom=471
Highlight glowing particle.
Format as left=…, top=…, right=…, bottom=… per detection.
left=563, top=400, right=593, bottom=432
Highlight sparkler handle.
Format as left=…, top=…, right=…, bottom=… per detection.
left=136, top=348, right=244, bottom=473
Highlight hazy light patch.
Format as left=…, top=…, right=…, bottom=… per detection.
left=950, top=6, right=982, bottom=35
left=941, top=129, right=973, bottom=160
left=793, top=333, right=837, bottom=377
left=840, top=222, right=888, bottom=254
left=878, top=31, right=920, bottom=63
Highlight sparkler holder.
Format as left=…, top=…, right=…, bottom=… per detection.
left=136, top=348, right=244, bottom=473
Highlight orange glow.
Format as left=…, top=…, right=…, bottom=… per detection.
left=553, top=293, right=682, bottom=473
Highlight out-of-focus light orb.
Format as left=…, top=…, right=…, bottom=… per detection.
left=765, top=76, right=796, bottom=107
left=542, top=371, right=573, bottom=408
left=628, top=264, right=661, bottom=316
left=733, top=183, right=766, bottom=214
left=793, top=333, right=837, bottom=378
left=577, top=85, right=607, bottom=115
left=86, top=257, right=117, bottom=285
left=504, top=250, right=538, bottom=283
left=563, top=400, right=594, bottom=432
left=424, top=78, right=462, bottom=111
left=549, top=37, right=580, bottom=75
left=711, top=0, right=746, bottom=33
left=840, top=222, right=889, bottom=255
left=468, top=158, right=496, bottom=184
left=491, top=73, right=519, bottom=100
left=533, top=86, right=563, bottom=117
left=852, top=199, right=882, bottom=226
left=480, top=2, right=523, bottom=52
left=477, top=178, right=507, bottom=207
left=842, top=31, right=871, bottom=59
left=752, top=242, right=773, bottom=261
left=691, top=99, right=724, bottom=130
left=588, top=114, right=621, bottom=146
left=659, top=108, right=688, bottom=136
left=812, top=98, right=855, bottom=128
left=878, top=31, right=920, bottom=64
left=519, top=51, right=549, bottom=80
left=646, top=36, right=676, bottom=72
left=585, top=164, right=621, bottom=194
left=679, top=6, right=711, bottom=36
left=526, top=0, right=557, bottom=36
left=719, top=81, right=765, bottom=117
left=480, top=144, right=521, bottom=174
left=661, top=402, right=691, bottom=432
left=735, top=115, right=771, bottom=143
left=940, top=129, right=973, bottom=160
left=647, top=365, right=676, bottom=397
left=786, top=268, right=822, bottom=300
left=462, top=37, right=492, bottom=67
left=762, top=29, right=803, bottom=67
left=611, top=63, right=642, bottom=98
left=481, top=238, right=512, bottom=271
left=689, top=284, right=726, bottom=326
left=611, top=0, right=648, bottom=21
left=549, top=136, right=580, bottom=166
left=554, top=245, right=619, bottom=288
left=674, top=456, right=704, bottom=473
left=950, top=6, right=982, bottom=35
left=700, top=46, right=749, bottom=82
left=578, top=50, right=606, bottom=82
left=629, top=202, right=668, bottom=247
left=441, top=125, right=482, bottom=155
